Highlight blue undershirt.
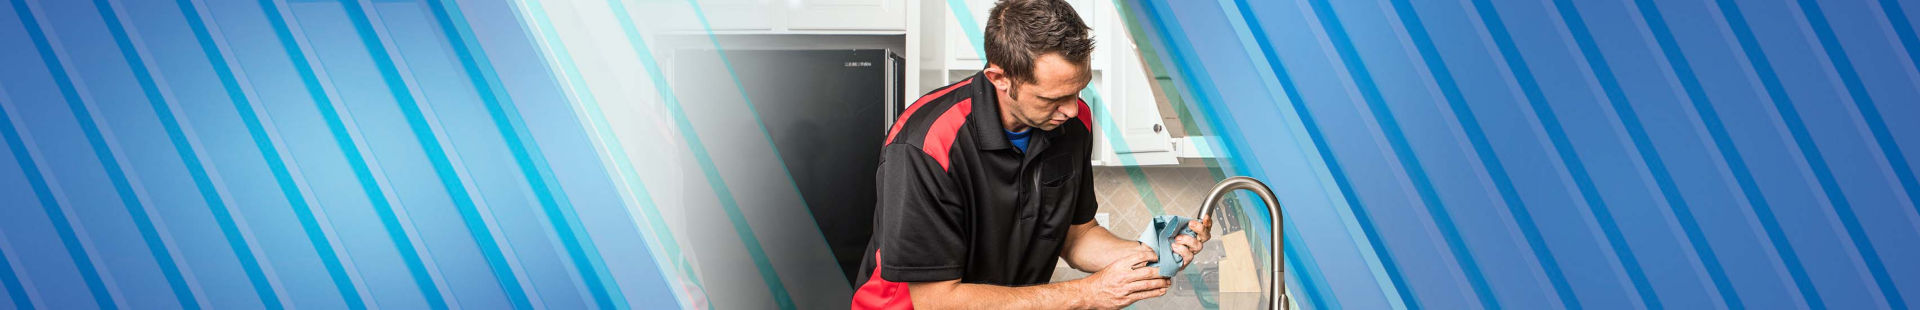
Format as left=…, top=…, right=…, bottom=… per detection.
left=1006, top=128, right=1033, bottom=153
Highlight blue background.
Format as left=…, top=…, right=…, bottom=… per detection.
left=2, top=0, right=1918, bottom=309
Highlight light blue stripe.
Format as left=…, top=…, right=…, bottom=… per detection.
left=171, top=0, right=291, bottom=307
left=254, top=0, right=383, bottom=307
left=330, top=0, right=535, bottom=307
left=512, top=0, right=704, bottom=307
left=417, top=0, right=622, bottom=308
left=601, top=0, right=793, bottom=307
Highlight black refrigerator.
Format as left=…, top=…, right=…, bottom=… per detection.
left=674, top=49, right=904, bottom=285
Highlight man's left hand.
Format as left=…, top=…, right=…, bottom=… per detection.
left=1171, top=215, right=1212, bottom=272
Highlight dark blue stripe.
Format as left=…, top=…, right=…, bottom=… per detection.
left=331, top=0, right=533, bottom=308
left=0, top=102, right=55, bottom=310
left=96, top=0, right=250, bottom=307
left=1301, top=0, right=1501, bottom=307
left=13, top=1, right=170, bottom=308
left=254, top=0, right=374, bottom=307
left=1386, top=0, right=1579, bottom=307
left=0, top=8, right=119, bottom=309
left=1631, top=0, right=1823, bottom=307
left=172, top=0, right=294, bottom=307
left=1710, top=0, right=1857, bottom=307
left=419, top=0, right=621, bottom=308
left=1868, top=0, right=1920, bottom=210
left=1790, top=0, right=1908, bottom=307
left=1162, top=0, right=1398, bottom=307
left=1472, top=0, right=1660, bottom=307
left=1549, top=1, right=1740, bottom=309
left=0, top=236, right=29, bottom=310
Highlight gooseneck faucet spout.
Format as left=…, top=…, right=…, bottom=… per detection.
left=1197, top=176, right=1286, bottom=310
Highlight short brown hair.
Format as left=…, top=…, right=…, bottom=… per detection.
left=984, top=0, right=1094, bottom=83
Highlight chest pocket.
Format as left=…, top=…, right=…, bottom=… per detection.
left=1032, top=154, right=1080, bottom=240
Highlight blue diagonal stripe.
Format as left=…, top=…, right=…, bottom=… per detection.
left=1629, top=0, right=1820, bottom=307
left=1384, top=0, right=1580, bottom=307
left=419, top=0, right=623, bottom=308
left=1472, top=0, right=1659, bottom=307
left=1789, top=0, right=1909, bottom=307
left=12, top=0, right=192, bottom=308
left=0, top=235, right=29, bottom=310
left=0, top=28, right=118, bottom=310
left=254, top=0, right=379, bottom=307
left=1301, top=0, right=1502, bottom=307
left=330, top=0, right=533, bottom=307
left=174, top=0, right=304, bottom=307
left=1548, top=0, right=1741, bottom=308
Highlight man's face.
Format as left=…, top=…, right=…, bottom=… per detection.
left=989, top=53, right=1093, bottom=132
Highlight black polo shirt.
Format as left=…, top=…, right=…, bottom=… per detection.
left=850, top=73, right=1098, bottom=308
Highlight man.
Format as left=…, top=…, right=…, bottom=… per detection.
left=851, top=0, right=1211, bottom=309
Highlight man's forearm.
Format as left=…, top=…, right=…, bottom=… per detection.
left=908, top=279, right=1085, bottom=310
left=1060, top=222, right=1145, bottom=272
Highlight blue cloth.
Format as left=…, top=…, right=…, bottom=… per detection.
left=1006, top=128, right=1032, bottom=152
left=1136, top=215, right=1196, bottom=277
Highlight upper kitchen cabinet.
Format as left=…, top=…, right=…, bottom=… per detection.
left=788, top=0, right=907, bottom=31
left=652, top=0, right=906, bottom=33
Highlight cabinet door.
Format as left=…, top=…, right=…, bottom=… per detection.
left=788, top=0, right=907, bottom=30
left=643, top=0, right=778, bottom=31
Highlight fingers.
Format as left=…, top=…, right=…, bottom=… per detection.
left=1122, top=277, right=1172, bottom=293
left=1188, top=218, right=1213, bottom=243
left=1106, top=250, right=1157, bottom=271
left=1125, top=286, right=1170, bottom=301
left=1173, top=235, right=1203, bottom=257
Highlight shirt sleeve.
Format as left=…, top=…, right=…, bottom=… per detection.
left=875, top=145, right=970, bottom=283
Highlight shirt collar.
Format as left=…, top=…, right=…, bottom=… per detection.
left=967, top=72, right=1061, bottom=152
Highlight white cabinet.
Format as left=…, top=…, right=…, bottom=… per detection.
left=655, top=0, right=906, bottom=33
left=789, top=0, right=907, bottom=31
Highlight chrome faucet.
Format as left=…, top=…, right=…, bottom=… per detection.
left=1197, top=176, right=1286, bottom=310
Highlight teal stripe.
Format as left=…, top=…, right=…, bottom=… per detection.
left=172, top=0, right=292, bottom=307
left=602, top=0, right=793, bottom=308
left=330, top=0, right=535, bottom=307
left=511, top=0, right=708, bottom=307
left=418, top=0, right=624, bottom=308
left=253, top=0, right=375, bottom=306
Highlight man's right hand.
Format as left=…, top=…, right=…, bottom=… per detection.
left=1075, top=249, right=1170, bottom=309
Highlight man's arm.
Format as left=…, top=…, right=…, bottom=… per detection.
left=1060, top=217, right=1214, bottom=274
left=1059, top=222, right=1151, bottom=273
left=908, top=251, right=1170, bottom=310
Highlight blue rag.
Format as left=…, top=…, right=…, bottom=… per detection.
left=1135, top=215, right=1196, bottom=278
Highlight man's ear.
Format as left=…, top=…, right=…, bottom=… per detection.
left=982, top=64, right=1013, bottom=96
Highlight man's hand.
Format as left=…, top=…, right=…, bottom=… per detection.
left=1170, top=215, right=1213, bottom=273
left=1075, top=250, right=1171, bottom=309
